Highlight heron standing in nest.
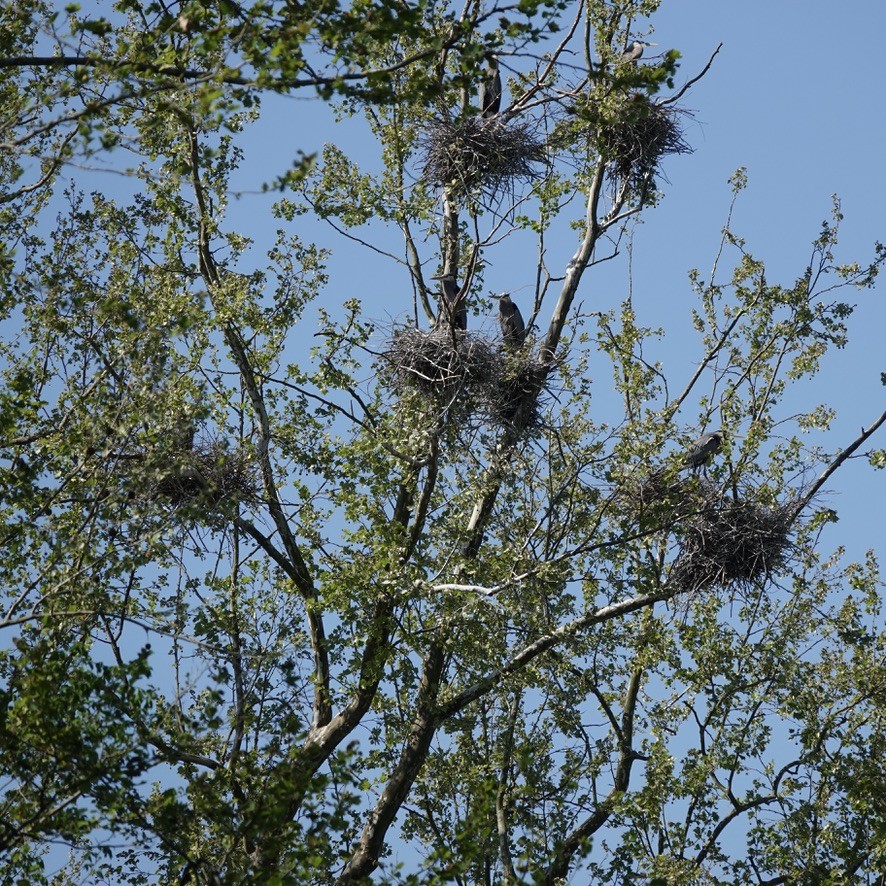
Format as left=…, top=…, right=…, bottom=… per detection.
left=432, top=272, right=467, bottom=331
left=493, top=292, right=526, bottom=348
left=478, top=54, right=502, bottom=118
left=619, top=40, right=657, bottom=64
left=683, top=430, right=725, bottom=474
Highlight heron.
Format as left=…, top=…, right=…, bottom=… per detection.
left=620, top=40, right=657, bottom=64
left=432, top=272, right=467, bottom=331
left=478, top=54, right=502, bottom=118
left=493, top=293, right=526, bottom=348
left=172, top=414, right=196, bottom=451
left=682, top=430, right=725, bottom=473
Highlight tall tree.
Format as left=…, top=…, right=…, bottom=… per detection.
left=2, top=1, right=885, bottom=883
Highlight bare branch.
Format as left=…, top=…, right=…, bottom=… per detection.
left=339, top=643, right=447, bottom=882
left=541, top=668, right=643, bottom=883
left=497, top=692, right=522, bottom=885
left=659, top=42, right=724, bottom=107
left=438, top=590, right=668, bottom=719
left=791, top=410, right=886, bottom=520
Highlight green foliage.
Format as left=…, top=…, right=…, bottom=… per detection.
left=1, top=0, right=885, bottom=884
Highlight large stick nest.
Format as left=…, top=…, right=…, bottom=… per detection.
left=668, top=487, right=795, bottom=596
left=598, top=96, right=692, bottom=192
left=386, top=327, right=499, bottom=400
left=420, top=116, right=546, bottom=199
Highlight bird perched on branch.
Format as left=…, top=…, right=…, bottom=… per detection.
left=432, top=272, right=467, bottom=331
left=493, top=293, right=526, bottom=348
left=171, top=413, right=196, bottom=451
left=682, top=430, right=725, bottom=473
left=619, top=40, right=657, bottom=64
left=478, top=54, right=502, bottom=118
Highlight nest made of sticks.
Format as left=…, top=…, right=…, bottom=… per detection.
left=386, top=326, right=499, bottom=401
left=421, top=115, right=546, bottom=199
left=384, top=327, right=550, bottom=431
left=597, top=95, right=692, bottom=192
left=554, top=93, right=691, bottom=194
left=668, top=490, right=795, bottom=597
left=618, top=470, right=698, bottom=528
left=152, top=439, right=259, bottom=513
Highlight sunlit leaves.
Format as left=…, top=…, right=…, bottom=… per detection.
left=1, top=1, right=885, bottom=883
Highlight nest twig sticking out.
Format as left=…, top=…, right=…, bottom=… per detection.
left=421, top=116, right=546, bottom=201
left=668, top=489, right=795, bottom=597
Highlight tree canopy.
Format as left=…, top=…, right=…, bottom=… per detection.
left=2, top=1, right=886, bottom=883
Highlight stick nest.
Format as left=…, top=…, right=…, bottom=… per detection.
left=384, top=327, right=548, bottom=431
left=386, top=327, right=498, bottom=398
left=668, top=488, right=795, bottom=596
left=556, top=93, right=692, bottom=194
left=618, top=470, right=698, bottom=529
left=152, top=439, right=259, bottom=514
left=420, top=116, right=546, bottom=199
left=484, top=357, right=548, bottom=431
left=598, top=96, right=691, bottom=192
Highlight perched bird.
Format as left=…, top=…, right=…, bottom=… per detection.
left=682, top=430, right=725, bottom=473
left=172, top=414, right=196, bottom=451
left=432, top=272, right=467, bottom=331
left=619, top=40, right=657, bottom=64
left=494, top=293, right=526, bottom=348
left=478, top=54, right=502, bottom=118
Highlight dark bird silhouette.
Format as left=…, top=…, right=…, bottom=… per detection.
left=432, top=272, right=467, bottom=331
left=494, top=293, right=526, bottom=348
left=620, top=40, right=657, bottom=64
left=478, top=55, right=502, bottom=118
left=682, top=430, right=725, bottom=473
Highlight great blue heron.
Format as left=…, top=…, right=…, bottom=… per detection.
left=493, top=293, right=526, bottom=348
left=432, top=272, right=467, bottom=331
left=478, top=55, right=502, bottom=118
left=682, top=430, right=725, bottom=473
left=620, top=40, right=657, bottom=64
left=172, top=414, right=196, bottom=451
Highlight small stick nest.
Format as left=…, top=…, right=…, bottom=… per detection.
left=618, top=470, right=699, bottom=528
left=597, top=96, right=692, bottom=192
left=385, top=326, right=499, bottom=401
left=669, top=492, right=795, bottom=597
left=483, top=355, right=548, bottom=431
left=420, top=116, right=546, bottom=199
left=153, top=439, right=259, bottom=513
